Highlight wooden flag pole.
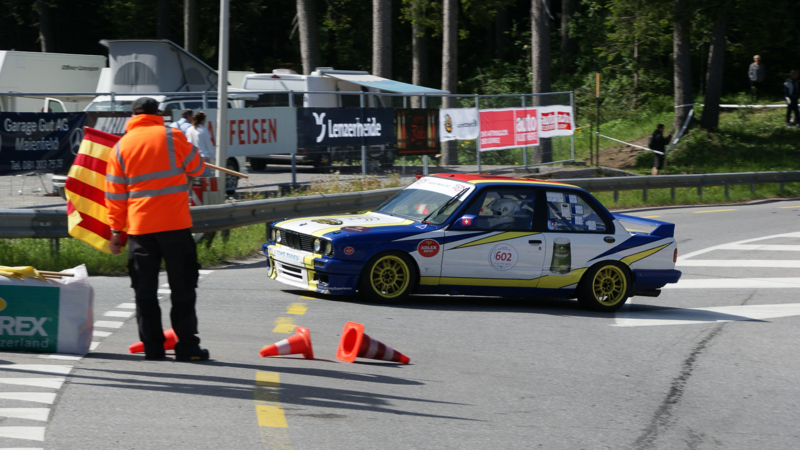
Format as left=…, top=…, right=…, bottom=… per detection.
left=205, top=162, right=248, bottom=179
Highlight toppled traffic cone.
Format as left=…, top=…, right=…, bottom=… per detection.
left=260, top=326, right=314, bottom=359
left=128, top=328, right=179, bottom=353
left=336, top=321, right=410, bottom=364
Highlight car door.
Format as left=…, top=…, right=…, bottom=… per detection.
left=440, top=186, right=546, bottom=287
left=538, top=189, right=625, bottom=290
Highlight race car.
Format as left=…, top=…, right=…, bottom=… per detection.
left=263, top=174, right=681, bottom=311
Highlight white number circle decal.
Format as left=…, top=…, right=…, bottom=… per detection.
left=489, top=243, right=518, bottom=271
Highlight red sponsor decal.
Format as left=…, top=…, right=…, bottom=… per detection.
left=417, top=239, right=440, bottom=258
left=343, top=246, right=355, bottom=255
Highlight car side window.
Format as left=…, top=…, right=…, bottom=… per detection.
left=545, top=191, right=607, bottom=233
left=462, top=188, right=535, bottom=231
left=163, top=102, right=181, bottom=112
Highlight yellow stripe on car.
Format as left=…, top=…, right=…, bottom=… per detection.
left=454, top=232, right=541, bottom=249
left=621, top=243, right=671, bottom=266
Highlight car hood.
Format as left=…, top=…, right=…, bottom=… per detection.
left=273, top=212, right=419, bottom=237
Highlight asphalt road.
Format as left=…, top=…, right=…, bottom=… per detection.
left=1, top=198, right=800, bottom=449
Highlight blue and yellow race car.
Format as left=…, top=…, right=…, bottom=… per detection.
left=263, top=174, right=681, bottom=311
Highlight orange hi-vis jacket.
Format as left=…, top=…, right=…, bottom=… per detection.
left=105, top=114, right=205, bottom=235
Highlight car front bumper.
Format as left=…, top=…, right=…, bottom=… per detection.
left=264, top=243, right=361, bottom=295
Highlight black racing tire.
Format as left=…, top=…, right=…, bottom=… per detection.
left=358, top=251, right=418, bottom=303
left=249, top=159, right=267, bottom=171
left=577, top=261, right=631, bottom=312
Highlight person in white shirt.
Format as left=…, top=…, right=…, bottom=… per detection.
left=170, top=109, right=193, bottom=135
left=185, top=112, right=214, bottom=176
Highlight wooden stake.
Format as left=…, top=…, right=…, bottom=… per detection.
left=205, top=162, right=248, bottom=179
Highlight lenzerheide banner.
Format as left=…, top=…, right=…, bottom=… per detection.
left=297, top=108, right=395, bottom=148
left=439, top=108, right=479, bottom=141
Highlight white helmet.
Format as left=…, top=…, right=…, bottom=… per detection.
left=487, top=198, right=519, bottom=227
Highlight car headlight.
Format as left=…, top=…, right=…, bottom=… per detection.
left=275, top=230, right=282, bottom=243
left=314, top=239, right=322, bottom=253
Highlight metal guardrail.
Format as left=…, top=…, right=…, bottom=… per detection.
left=1, top=171, right=799, bottom=239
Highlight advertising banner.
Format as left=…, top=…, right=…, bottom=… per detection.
left=297, top=108, right=395, bottom=148
left=439, top=108, right=479, bottom=141
left=514, top=107, right=539, bottom=147
left=0, top=265, right=94, bottom=355
left=0, top=112, right=87, bottom=175
left=396, top=109, right=439, bottom=155
left=189, top=107, right=298, bottom=157
left=538, top=105, right=575, bottom=138
left=479, top=109, right=522, bottom=151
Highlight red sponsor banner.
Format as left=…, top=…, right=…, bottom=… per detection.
left=538, top=105, right=574, bottom=137
left=479, top=109, right=515, bottom=151
left=479, top=108, right=539, bottom=151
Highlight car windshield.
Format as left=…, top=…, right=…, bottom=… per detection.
left=85, top=101, right=134, bottom=112
left=375, top=178, right=473, bottom=224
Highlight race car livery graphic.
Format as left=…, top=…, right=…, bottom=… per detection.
left=264, top=174, right=681, bottom=311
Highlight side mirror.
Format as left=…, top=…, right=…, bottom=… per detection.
left=450, top=215, right=476, bottom=230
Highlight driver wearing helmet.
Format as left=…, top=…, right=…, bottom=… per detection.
left=486, top=198, right=520, bottom=229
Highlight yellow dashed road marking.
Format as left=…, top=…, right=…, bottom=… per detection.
left=286, top=303, right=307, bottom=315
left=256, top=405, right=288, bottom=428
left=256, top=372, right=280, bottom=387
left=272, top=317, right=296, bottom=334
left=642, top=215, right=661, bottom=218
left=779, top=206, right=799, bottom=209
left=254, top=371, right=294, bottom=449
left=693, top=209, right=736, bottom=214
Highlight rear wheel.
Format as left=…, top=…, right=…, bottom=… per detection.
left=359, top=252, right=417, bottom=303
left=577, top=262, right=631, bottom=312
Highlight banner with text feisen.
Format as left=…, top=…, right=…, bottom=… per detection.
left=182, top=108, right=298, bottom=157
left=439, top=108, right=479, bottom=141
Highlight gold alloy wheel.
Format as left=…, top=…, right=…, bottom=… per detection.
left=591, top=265, right=627, bottom=306
left=369, top=255, right=411, bottom=299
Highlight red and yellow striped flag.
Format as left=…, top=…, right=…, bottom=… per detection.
left=65, top=127, right=127, bottom=254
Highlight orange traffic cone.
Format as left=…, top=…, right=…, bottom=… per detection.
left=336, top=322, right=410, bottom=364
left=260, top=326, right=314, bottom=359
left=128, top=328, right=179, bottom=353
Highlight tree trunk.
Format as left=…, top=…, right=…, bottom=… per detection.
left=633, top=37, right=639, bottom=108
left=559, top=0, right=577, bottom=75
left=184, top=0, right=199, bottom=56
left=701, top=0, right=733, bottom=131
left=673, top=0, right=693, bottom=133
left=297, top=0, right=321, bottom=75
left=36, top=0, right=55, bottom=52
left=495, top=6, right=511, bottom=62
left=411, top=0, right=428, bottom=108
left=372, top=0, right=392, bottom=79
left=532, top=0, right=553, bottom=163
left=441, top=0, right=459, bottom=165
left=157, top=0, right=170, bottom=40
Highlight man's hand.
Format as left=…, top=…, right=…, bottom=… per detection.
left=109, top=233, right=124, bottom=255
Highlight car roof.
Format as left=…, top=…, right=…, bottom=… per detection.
left=431, top=173, right=580, bottom=190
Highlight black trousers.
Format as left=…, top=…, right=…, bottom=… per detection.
left=787, top=100, right=800, bottom=125
left=128, top=228, right=201, bottom=355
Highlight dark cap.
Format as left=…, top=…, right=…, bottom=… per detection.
left=132, top=97, right=160, bottom=115
left=182, top=108, right=194, bottom=118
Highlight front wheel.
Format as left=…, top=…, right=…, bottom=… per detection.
left=577, top=262, right=631, bottom=312
left=359, top=252, right=417, bottom=303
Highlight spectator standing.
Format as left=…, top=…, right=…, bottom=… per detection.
left=105, top=97, right=210, bottom=362
left=748, top=55, right=766, bottom=101
left=649, top=124, right=672, bottom=176
left=783, top=70, right=800, bottom=127
left=185, top=112, right=215, bottom=176
left=170, top=109, right=194, bottom=136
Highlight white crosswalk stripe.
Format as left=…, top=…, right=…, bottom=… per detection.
left=0, top=379, right=64, bottom=390
left=0, top=408, right=50, bottom=421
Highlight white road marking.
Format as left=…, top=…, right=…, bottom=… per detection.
left=717, top=244, right=800, bottom=252
left=0, top=365, right=72, bottom=375
left=93, top=330, right=112, bottom=337
left=38, top=354, right=82, bottom=361
left=0, top=408, right=50, bottom=421
left=676, top=260, right=800, bottom=268
left=664, top=278, right=800, bottom=289
left=157, top=289, right=171, bottom=295
left=0, top=393, right=56, bottom=404
left=103, top=311, right=134, bottom=318
left=199, top=270, right=214, bottom=275
left=117, top=302, right=136, bottom=309
left=161, top=283, right=170, bottom=287
left=90, top=342, right=100, bottom=351
left=94, top=320, right=124, bottom=328
left=0, top=378, right=64, bottom=390
left=0, top=426, right=46, bottom=441
left=615, top=303, right=800, bottom=327
left=678, top=231, right=800, bottom=261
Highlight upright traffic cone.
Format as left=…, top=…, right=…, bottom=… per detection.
left=260, top=326, right=314, bottom=359
left=128, top=328, right=179, bottom=353
left=336, top=322, right=410, bottom=364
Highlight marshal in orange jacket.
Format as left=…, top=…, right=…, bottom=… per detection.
left=105, top=114, right=205, bottom=235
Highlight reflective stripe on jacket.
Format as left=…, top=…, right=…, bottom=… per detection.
left=105, top=114, right=205, bottom=235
